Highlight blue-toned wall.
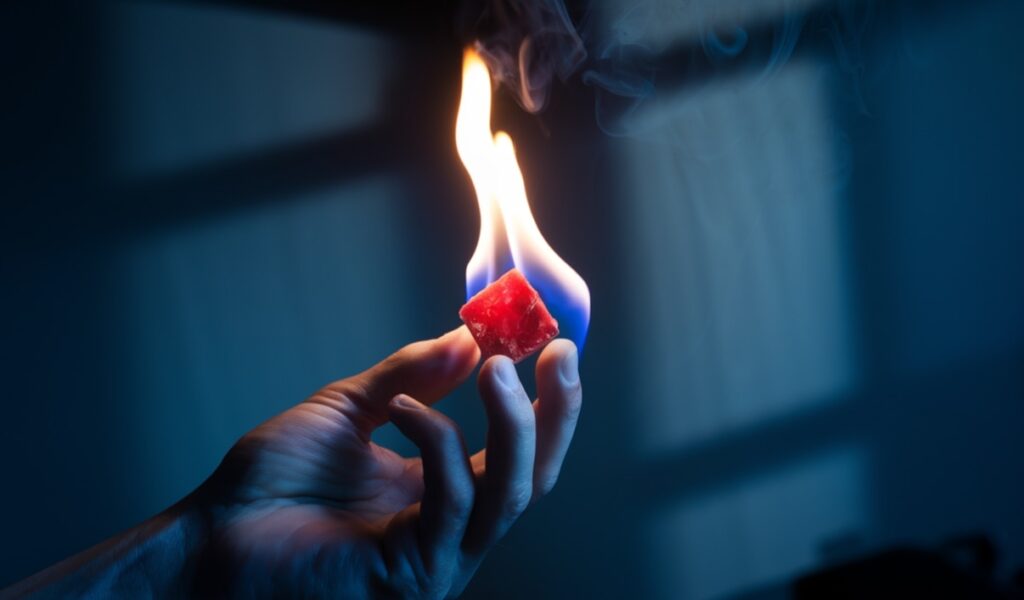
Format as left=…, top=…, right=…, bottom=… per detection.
left=1, top=1, right=1023, bottom=598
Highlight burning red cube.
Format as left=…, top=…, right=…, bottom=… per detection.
left=459, top=268, right=560, bottom=363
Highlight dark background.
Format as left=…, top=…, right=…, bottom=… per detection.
left=1, top=1, right=1022, bottom=598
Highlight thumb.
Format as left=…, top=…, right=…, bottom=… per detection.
left=327, top=326, right=480, bottom=430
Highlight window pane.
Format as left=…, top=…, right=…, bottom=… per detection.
left=105, top=1, right=395, bottom=177
left=622, top=59, right=856, bottom=454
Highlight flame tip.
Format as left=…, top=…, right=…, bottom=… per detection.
left=457, top=44, right=591, bottom=349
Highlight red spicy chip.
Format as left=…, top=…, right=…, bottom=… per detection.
left=459, top=268, right=560, bottom=363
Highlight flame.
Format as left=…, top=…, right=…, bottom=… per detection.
left=456, top=47, right=591, bottom=350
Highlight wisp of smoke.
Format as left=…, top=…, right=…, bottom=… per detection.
left=459, top=0, right=587, bottom=113
left=459, top=0, right=877, bottom=135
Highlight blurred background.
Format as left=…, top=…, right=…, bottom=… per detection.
left=1, top=0, right=1023, bottom=598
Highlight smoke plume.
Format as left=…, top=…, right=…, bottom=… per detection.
left=458, top=0, right=587, bottom=113
left=459, top=0, right=878, bottom=132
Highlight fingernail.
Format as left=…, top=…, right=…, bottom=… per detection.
left=494, top=357, right=520, bottom=390
left=559, top=347, right=579, bottom=386
left=390, top=394, right=422, bottom=410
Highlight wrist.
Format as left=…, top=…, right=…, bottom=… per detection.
left=3, top=491, right=214, bottom=598
left=160, top=492, right=216, bottom=596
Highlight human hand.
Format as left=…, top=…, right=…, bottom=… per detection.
left=192, top=327, right=582, bottom=598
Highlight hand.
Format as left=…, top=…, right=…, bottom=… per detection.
left=193, top=327, right=582, bottom=598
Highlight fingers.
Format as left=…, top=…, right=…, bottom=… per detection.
left=462, top=356, right=536, bottom=555
left=387, top=394, right=475, bottom=570
left=330, top=327, right=481, bottom=430
left=531, top=340, right=582, bottom=499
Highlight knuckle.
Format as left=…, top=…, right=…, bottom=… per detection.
left=326, top=378, right=367, bottom=404
left=501, top=482, right=533, bottom=518
left=534, top=473, right=559, bottom=499
left=563, top=389, right=583, bottom=421
left=431, top=415, right=462, bottom=446
left=505, top=401, right=536, bottom=434
left=422, top=579, right=450, bottom=600
left=391, top=339, right=434, bottom=368
left=449, top=479, right=476, bottom=516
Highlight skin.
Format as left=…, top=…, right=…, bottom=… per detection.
left=2, top=327, right=582, bottom=599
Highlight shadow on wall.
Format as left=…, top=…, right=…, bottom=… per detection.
left=0, top=0, right=473, bottom=585
left=1, top=1, right=1024, bottom=599
left=603, top=0, right=1024, bottom=598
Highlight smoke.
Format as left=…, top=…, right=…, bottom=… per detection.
left=460, top=0, right=878, bottom=132
left=458, top=0, right=587, bottom=113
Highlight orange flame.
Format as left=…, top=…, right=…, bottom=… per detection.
left=456, top=47, right=590, bottom=349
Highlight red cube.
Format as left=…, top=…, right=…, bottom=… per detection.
left=459, top=268, right=560, bottom=363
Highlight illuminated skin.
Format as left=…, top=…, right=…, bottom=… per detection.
left=5, top=327, right=582, bottom=598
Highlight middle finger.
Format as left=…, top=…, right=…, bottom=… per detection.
left=461, top=356, right=536, bottom=555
